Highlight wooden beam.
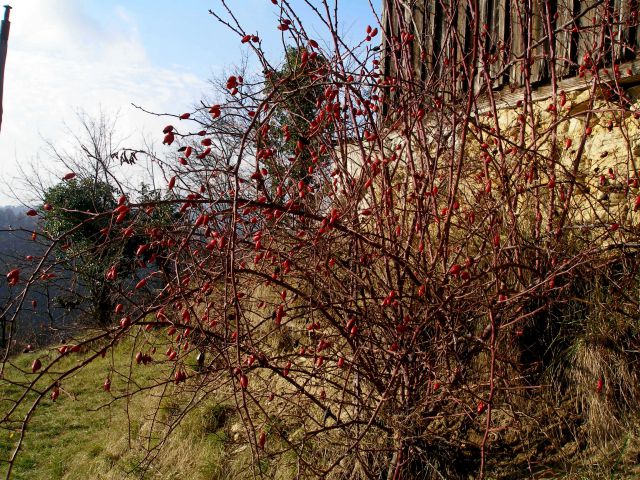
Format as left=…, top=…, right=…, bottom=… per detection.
left=477, top=56, right=640, bottom=112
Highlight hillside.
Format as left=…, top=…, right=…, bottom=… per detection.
left=0, top=205, right=83, bottom=350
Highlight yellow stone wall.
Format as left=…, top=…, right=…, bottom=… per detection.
left=466, top=85, right=640, bottom=232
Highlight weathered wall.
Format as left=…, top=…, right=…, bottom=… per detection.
left=468, top=85, right=640, bottom=230
left=382, top=0, right=640, bottom=92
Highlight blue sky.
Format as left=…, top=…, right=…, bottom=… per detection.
left=85, top=1, right=379, bottom=78
left=0, top=0, right=380, bottom=204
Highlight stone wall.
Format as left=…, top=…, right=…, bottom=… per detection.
left=469, top=84, right=640, bottom=231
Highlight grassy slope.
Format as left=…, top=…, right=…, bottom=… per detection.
left=3, top=332, right=640, bottom=479
left=0, top=336, right=233, bottom=480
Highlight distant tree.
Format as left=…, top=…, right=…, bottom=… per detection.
left=41, top=177, right=121, bottom=325
left=263, top=46, right=331, bottom=192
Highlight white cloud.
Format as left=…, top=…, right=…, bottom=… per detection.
left=0, top=0, right=208, bottom=204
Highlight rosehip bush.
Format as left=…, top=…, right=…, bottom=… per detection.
left=4, top=1, right=640, bottom=479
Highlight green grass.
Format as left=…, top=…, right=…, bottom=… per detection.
left=0, top=334, right=233, bottom=480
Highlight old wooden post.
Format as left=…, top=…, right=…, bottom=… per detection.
left=0, top=5, right=11, bottom=133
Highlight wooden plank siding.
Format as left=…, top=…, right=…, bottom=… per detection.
left=381, top=0, right=640, bottom=95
